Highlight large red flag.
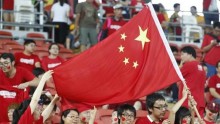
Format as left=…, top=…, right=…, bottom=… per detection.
left=53, top=3, right=183, bottom=105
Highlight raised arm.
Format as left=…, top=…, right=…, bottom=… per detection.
left=30, top=70, right=53, bottom=113
left=89, top=106, right=97, bottom=124
left=168, top=86, right=188, bottom=124
left=42, top=94, right=60, bottom=122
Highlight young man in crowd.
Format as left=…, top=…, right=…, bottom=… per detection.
left=0, top=53, right=39, bottom=89
left=178, top=46, right=206, bottom=116
left=14, top=39, right=41, bottom=72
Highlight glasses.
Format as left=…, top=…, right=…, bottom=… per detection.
left=0, top=62, right=10, bottom=67
left=67, top=115, right=79, bottom=119
left=122, top=113, right=135, bottom=118
left=153, top=104, right=168, bottom=110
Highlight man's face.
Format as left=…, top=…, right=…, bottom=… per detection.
left=114, top=8, right=123, bottom=18
left=205, top=108, right=218, bottom=121
left=180, top=52, right=191, bottom=63
left=25, top=43, right=36, bottom=53
left=0, top=58, right=13, bottom=72
left=121, top=110, right=135, bottom=124
left=150, top=100, right=167, bottom=120
left=175, top=5, right=180, bottom=12
left=190, top=7, right=196, bottom=15
left=213, top=27, right=220, bottom=37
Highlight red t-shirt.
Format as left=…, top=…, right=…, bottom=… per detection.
left=201, top=34, right=220, bottom=66
left=102, top=17, right=127, bottom=37
left=0, top=66, right=35, bottom=86
left=3, top=0, right=14, bottom=10
left=157, top=13, right=165, bottom=25
left=41, top=56, right=64, bottom=71
left=18, top=106, right=44, bottom=124
left=179, top=61, right=206, bottom=109
left=0, top=85, right=29, bottom=122
left=15, top=52, right=41, bottom=72
left=208, top=75, right=220, bottom=100
left=136, top=117, right=162, bottom=124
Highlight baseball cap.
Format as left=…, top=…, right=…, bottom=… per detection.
left=206, top=101, right=220, bottom=113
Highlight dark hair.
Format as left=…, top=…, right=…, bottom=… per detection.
left=48, top=43, right=60, bottom=51
left=38, top=94, right=51, bottom=105
left=171, top=46, right=178, bottom=53
left=153, top=4, right=160, bottom=12
left=23, top=39, right=36, bottom=46
left=117, top=104, right=136, bottom=117
left=32, top=67, right=45, bottom=77
left=216, top=60, right=220, bottom=68
left=174, top=3, right=180, bottom=8
left=0, top=53, right=15, bottom=62
left=191, top=6, right=196, bottom=10
left=213, top=22, right=220, bottom=29
left=12, top=99, right=31, bottom=124
left=175, top=107, right=191, bottom=124
left=61, top=109, right=79, bottom=124
left=146, top=93, right=165, bottom=114
left=181, top=46, right=196, bottom=58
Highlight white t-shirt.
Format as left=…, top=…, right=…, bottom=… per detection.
left=51, top=2, right=70, bottom=23
left=208, top=0, right=218, bottom=11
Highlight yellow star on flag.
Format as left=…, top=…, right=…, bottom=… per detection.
left=118, top=45, right=125, bottom=53
left=133, top=61, right=139, bottom=69
left=123, top=57, right=129, bottom=65
left=121, top=33, right=127, bottom=41
left=135, top=26, right=150, bottom=49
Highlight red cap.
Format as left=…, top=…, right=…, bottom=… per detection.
left=206, top=101, right=220, bottom=113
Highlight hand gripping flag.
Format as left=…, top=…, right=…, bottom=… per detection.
left=53, top=3, right=184, bottom=106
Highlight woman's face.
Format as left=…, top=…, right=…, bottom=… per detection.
left=120, top=110, right=135, bottom=124
left=62, top=110, right=79, bottom=124
left=7, top=109, right=15, bottom=122
left=49, top=44, right=59, bottom=56
left=180, top=115, right=191, bottom=124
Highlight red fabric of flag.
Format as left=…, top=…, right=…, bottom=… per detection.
left=53, top=5, right=181, bottom=106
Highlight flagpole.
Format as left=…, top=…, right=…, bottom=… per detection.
left=147, top=3, right=203, bottom=123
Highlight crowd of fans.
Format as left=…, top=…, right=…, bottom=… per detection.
left=0, top=0, right=220, bottom=124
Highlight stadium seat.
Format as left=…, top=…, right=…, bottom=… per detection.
left=26, top=33, right=46, bottom=46
left=35, top=46, right=48, bottom=52
left=0, top=30, right=13, bottom=40
left=0, top=39, right=20, bottom=46
left=95, top=109, right=113, bottom=124
left=34, top=51, right=49, bottom=60
left=4, top=44, right=24, bottom=53
left=0, top=49, right=9, bottom=55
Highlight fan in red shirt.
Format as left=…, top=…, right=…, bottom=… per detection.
left=0, top=86, right=29, bottom=123
left=101, top=4, right=127, bottom=38
left=208, top=61, right=220, bottom=102
left=0, top=53, right=39, bottom=89
left=41, top=43, right=65, bottom=71
left=203, top=101, right=220, bottom=124
left=136, top=93, right=168, bottom=124
left=201, top=22, right=220, bottom=77
left=15, top=39, right=41, bottom=73
left=130, top=0, right=145, bottom=16
left=12, top=71, right=59, bottom=124
left=178, top=46, right=206, bottom=117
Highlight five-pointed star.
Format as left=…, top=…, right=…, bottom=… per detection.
left=123, top=57, right=129, bottom=65
left=133, top=61, right=139, bottom=68
left=118, top=45, right=125, bottom=52
left=121, top=33, right=127, bottom=40
left=135, top=26, right=150, bottom=49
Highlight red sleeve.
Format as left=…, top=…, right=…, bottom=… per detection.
left=180, top=63, right=190, bottom=77
left=18, top=106, right=34, bottom=124
left=35, top=115, right=44, bottom=124
left=34, top=55, right=41, bottom=64
left=208, top=75, right=216, bottom=88
left=201, top=35, right=212, bottom=48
